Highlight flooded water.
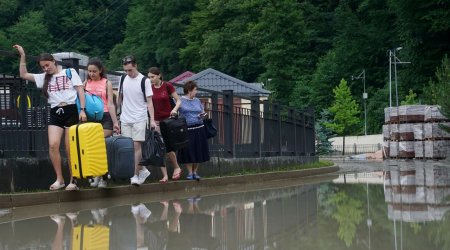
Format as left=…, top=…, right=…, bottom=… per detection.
left=0, top=160, right=449, bottom=250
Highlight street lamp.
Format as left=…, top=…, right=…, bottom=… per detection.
left=267, top=78, right=272, bottom=89
left=352, top=69, right=367, bottom=135
left=388, top=47, right=411, bottom=107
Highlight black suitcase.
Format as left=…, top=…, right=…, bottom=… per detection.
left=105, top=136, right=135, bottom=180
left=160, top=116, right=189, bottom=151
left=108, top=205, right=136, bottom=250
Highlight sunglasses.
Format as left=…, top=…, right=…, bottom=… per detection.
left=122, top=56, right=136, bottom=65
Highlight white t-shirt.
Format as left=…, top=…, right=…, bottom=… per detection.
left=33, top=68, right=83, bottom=108
left=120, top=73, right=153, bottom=123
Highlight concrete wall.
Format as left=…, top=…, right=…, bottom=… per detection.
left=0, top=156, right=318, bottom=193
left=329, top=134, right=383, bottom=146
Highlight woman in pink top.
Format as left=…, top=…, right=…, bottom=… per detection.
left=85, top=58, right=120, bottom=136
left=85, top=58, right=120, bottom=188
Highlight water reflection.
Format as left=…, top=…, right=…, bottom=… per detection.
left=383, top=162, right=450, bottom=250
left=384, top=163, right=450, bottom=222
left=0, top=162, right=449, bottom=249
left=0, top=184, right=318, bottom=249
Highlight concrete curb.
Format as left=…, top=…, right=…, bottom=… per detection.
left=0, top=165, right=339, bottom=209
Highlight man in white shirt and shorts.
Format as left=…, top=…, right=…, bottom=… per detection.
left=118, top=55, right=156, bottom=185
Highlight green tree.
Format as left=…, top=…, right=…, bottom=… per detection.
left=109, top=0, right=194, bottom=78
left=387, top=0, right=450, bottom=101
left=5, top=11, right=54, bottom=73
left=366, top=86, right=390, bottom=134
left=181, top=0, right=264, bottom=82
left=301, top=0, right=396, bottom=126
left=326, top=79, right=360, bottom=154
left=431, top=56, right=450, bottom=132
left=0, top=0, right=19, bottom=27
left=315, top=109, right=334, bottom=155
left=41, top=0, right=129, bottom=58
left=401, top=89, right=419, bottom=105
left=329, top=191, right=363, bottom=247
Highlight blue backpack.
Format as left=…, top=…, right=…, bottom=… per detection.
left=66, top=68, right=104, bottom=121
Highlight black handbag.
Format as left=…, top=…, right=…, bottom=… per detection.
left=160, top=116, right=189, bottom=151
left=140, top=129, right=166, bottom=166
left=203, top=118, right=217, bottom=139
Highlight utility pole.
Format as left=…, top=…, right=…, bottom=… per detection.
left=388, top=47, right=410, bottom=107
left=352, top=69, right=367, bottom=135
left=393, top=48, right=411, bottom=107
left=389, top=50, right=392, bottom=107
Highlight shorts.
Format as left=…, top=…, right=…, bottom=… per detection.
left=121, top=121, right=147, bottom=142
left=49, top=104, right=79, bottom=129
left=97, top=112, right=113, bottom=130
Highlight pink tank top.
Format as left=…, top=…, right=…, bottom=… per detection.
left=85, top=78, right=109, bottom=112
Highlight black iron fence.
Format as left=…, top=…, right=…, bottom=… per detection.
left=325, top=143, right=382, bottom=156
left=0, top=56, right=315, bottom=158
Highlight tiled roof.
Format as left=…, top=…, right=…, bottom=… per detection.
left=168, top=71, right=195, bottom=84
left=182, top=68, right=271, bottom=97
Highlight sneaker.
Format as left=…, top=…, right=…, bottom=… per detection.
left=97, top=178, right=107, bottom=188
left=0, top=209, right=10, bottom=218
left=131, top=203, right=152, bottom=221
left=91, top=209, right=101, bottom=223
left=131, top=204, right=140, bottom=216
left=90, top=177, right=100, bottom=187
left=130, top=175, right=140, bottom=186
left=139, top=204, right=152, bottom=219
left=186, top=174, right=194, bottom=180
left=137, top=168, right=151, bottom=185
left=193, top=173, right=201, bottom=180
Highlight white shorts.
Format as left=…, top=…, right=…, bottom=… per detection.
left=121, top=121, right=147, bottom=142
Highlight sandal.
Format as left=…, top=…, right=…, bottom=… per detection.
left=172, top=168, right=182, bottom=180
left=65, top=183, right=79, bottom=191
left=49, top=180, right=65, bottom=191
left=50, top=215, right=66, bottom=224
left=159, top=178, right=169, bottom=184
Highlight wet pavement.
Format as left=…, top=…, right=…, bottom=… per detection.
left=1, top=159, right=449, bottom=250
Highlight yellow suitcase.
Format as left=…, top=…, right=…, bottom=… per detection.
left=69, top=122, right=108, bottom=179
left=72, top=224, right=110, bottom=250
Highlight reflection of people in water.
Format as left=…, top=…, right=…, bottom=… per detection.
left=167, top=197, right=218, bottom=250
left=91, top=208, right=108, bottom=225
left=50, top=212, right=79, bottom=250
left=50, top=210, right=110, bottom=250
left=50, top=215, right=65, bottom=250
left=132, top=203, right=152, bottom=249
left=169, top=201, right=182, bottom=233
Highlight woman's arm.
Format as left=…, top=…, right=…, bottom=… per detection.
left=146, top=97, right=156, bottom=129
left=12, top=45, right=35, bottom=82
left=75, top=85, right=87, bottom=121
left=171, top=89, right=181, bottom=115
left=106, top=80, right=120, bottom=133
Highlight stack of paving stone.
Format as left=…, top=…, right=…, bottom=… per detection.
left=383, top=105, right=450, bottom=159
left=384, top=164, right=450, bottom=222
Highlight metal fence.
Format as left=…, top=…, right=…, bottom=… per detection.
left=326, top=143, right=382, bottom=156
left=0, top=56, right=315, bottom=158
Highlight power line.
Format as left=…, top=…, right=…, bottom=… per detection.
left=54, top=0, right=126, bottom=52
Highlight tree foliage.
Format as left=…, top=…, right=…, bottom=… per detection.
left=326, top=79, right=360, bottom=136
left=315, top=109, right=334, bottom=155
left=0, top=0, right=449, bottom=135
left=430, top=56, right=450, bottom=132
left=401, top=89, right=419, bottom=105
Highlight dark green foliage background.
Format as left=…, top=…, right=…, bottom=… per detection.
left=0, top=0, right=448, bottom=135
